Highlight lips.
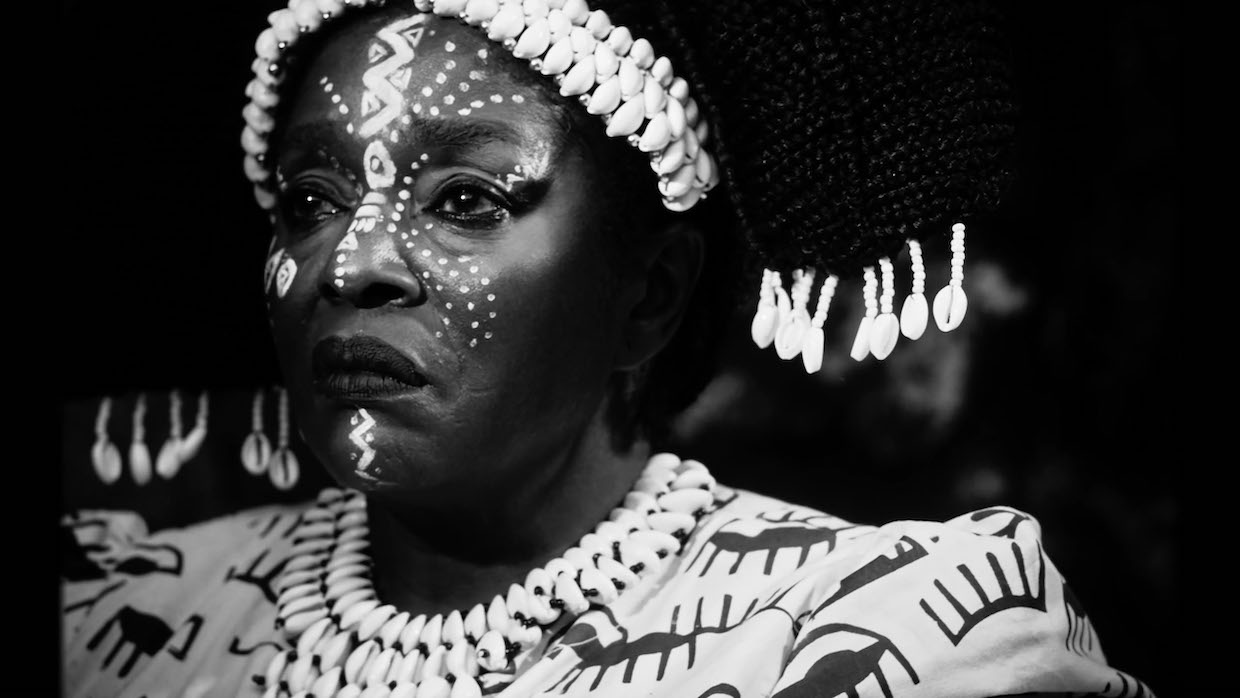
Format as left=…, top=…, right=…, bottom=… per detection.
left=312, top=335, right=430, bottom=400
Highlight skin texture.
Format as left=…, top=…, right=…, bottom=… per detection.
left=267, top=8, right=702, bottom=614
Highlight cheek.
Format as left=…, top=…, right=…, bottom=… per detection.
left=394, top=217, right=501, bottom=349
left=263, top=239, right=301, bottom=307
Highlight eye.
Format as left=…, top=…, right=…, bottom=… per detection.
left=283, top=189, right=345, bottom=230
left=430, top=182, right=508, bottom=225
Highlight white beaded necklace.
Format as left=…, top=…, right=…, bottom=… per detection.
left=256, top=453, right=719, bottom=698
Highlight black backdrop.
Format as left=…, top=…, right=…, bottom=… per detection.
left=58, top=1, right=1180, bottom=693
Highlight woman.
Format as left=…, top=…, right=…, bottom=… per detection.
left=62, top=0, right=1154, bottom=696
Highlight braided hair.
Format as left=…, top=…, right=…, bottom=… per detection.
left=582, top=0, right=1018, bottom=444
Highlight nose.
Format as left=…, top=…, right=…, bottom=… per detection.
left=322, top=201, right=424, bottom=310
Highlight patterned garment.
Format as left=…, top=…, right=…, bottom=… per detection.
left=62, top=487, right=1153, bottom=697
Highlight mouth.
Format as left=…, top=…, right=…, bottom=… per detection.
left=312, top=335, right=430, bottom=401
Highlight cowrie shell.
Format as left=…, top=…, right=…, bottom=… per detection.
left=653, top=137, right=687, bottom=176
left=578, top=566, right=617, bottom=605
left=869, top=312, right=900, bottom=360
left=665, top=96, right=686, bottom=139
left=356, top=604, right=397, bottom=643
left=568, top=26, right=595, bottom=58
left=363, top=647, right=397, bottom=688
left=628, top=529, right=681, bottom=556
left=442, top=608, right=466, bottom=646
left=540, top=36, right=573, bottom=74
left=419, top=645, right=447, bottom=682
left=593, top=42, right=619, bottom=80
left=585, top=75, right=621, bottom=115
left=486, top=595, right=510, bottom=634
left=751, top=303, right=777, bottom=349
left=451, top=674, right=483, bottom=698
left=269, top=448, right=299, bottom=490
left=487, top=3, right=525, bottom=41
left=462, top=0, right=500, bottom=26
left=605, top=94, right=644, bottom=136
left=397, top=614, right=427, bottom=652
left=559, top=55, right=596, bottom=96
left=774, top=308, right=811, bottom=360
left=900, top=292, right=929, bottom=339
left=850, top=315, right=874, bottom=362
left=671, top=467, right=715, bottom=491
left=553, top=573, right=589, bottom=613
left=606, top=25, right=633, bottom=55
left=658, top=488, right=713, bottom=515
left=658, top=162, right=694, bottom=198
left=92, top=440, right=122, bottom=484
left=129, top=441, right=152, bottom=486
left=623, top=491, right=659, bottom=516
left=546, top=9, right=572, bottom=40
left=434, top=0, right=468, bottom=16
left=419, top=613, right=444, bottom=649
left=647, top=511, right=696, bottom=537
left=585, top=9, right=612, bottom=39
left=561, top=0, right=589, bottom=24
left=629, top=37, right=654, bottom=68
left=282, top=606, right=328, bottom=638
left=344, top=639, right=380, bottom=685
left=391, top=651, right=420, bottom=684
left=802, top=326, right=825, bottom=374
left=376, top=611, right=410, bottom=649
left=595, top=555, right=639, bottom=589
left=513, top=18, right=551, bottom=58
left=933, top=285, right=968, bottom=331
left=619, top=540, right=661, bottom=572
left=331, top=588, right=377, bottom=618
left=339, top=598, right=381, bottom=632
left=319, top=630, right=353, bottom=671
left=475, top=630, right=508, bottom=672
left=643, top=75, right=667, bottom=117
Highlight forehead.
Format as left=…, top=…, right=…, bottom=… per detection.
left=283, top=11, right=556, bottom=148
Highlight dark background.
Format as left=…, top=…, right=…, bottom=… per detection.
left=59, top=0, right=1180, bottom=694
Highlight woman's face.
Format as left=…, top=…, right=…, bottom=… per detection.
left=267, top=11, right=625, bottom=506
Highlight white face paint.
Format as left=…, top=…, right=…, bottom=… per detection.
left=275, top=257, right=298, bottom=298
left=348, top=408, right=378, bottom=476
left=264, top=244, right=284, bottom=293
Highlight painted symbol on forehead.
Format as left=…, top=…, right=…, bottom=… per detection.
left=364, top=141, right=397, bottom=190
left=348, top=409, right=378, bottom=472
left=358, top=15, right=428, bottom=139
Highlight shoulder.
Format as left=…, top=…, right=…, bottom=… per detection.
left=737, top=498, right=1152, bottom=697
left=62, top=501, right=313, bottom=639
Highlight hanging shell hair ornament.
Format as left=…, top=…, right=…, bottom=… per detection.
left=934, top=223, right=968, bottom=331
left=179, top=391, right=209, bottom=463
left=91, top=397, right=122, bottom=485
left=269, top=387, right=300, bottom=491
left=241, top=387, right=273, bottom=476
left=156, top=390, right=184, bottom=479
left=157, top=390, right=210, bottom=479
left=128, top=393, right=152, bottom=486
left=751, top=223, right=970, bottom=370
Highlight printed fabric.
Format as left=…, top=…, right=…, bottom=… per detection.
left=62, top=487, right=1154, bottom=697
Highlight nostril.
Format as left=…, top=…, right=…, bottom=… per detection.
left=356, top=282, right=412, bottom=309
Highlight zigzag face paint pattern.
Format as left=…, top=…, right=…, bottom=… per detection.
left=267, top=11, right=642, bottom=501
left=348, top=409, right=378, bottom=478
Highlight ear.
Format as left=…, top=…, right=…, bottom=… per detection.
left=613, top=221, right=705, bottom=371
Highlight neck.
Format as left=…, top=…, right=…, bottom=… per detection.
left=363, top=403, right=650, bottom=617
